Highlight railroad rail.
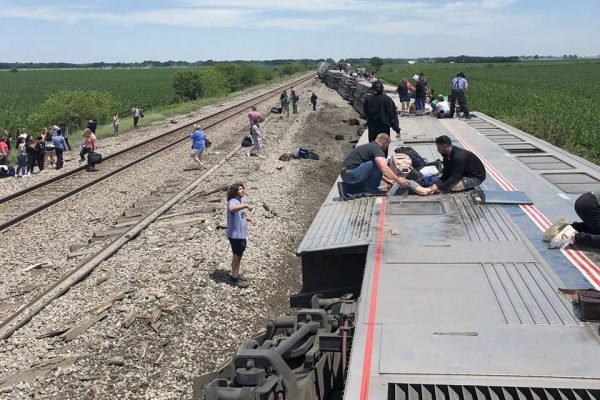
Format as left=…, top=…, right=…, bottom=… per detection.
left=0, top=73, right=315, bottom=233
left=0, top=76, right=316, bottom=340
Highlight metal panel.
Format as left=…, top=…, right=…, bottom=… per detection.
left=518, top=155, right=573, bottom=170
left=389, top=385, right=600, bottom=400
left=379, top=324, right=600, bottom=377
left=542, top=173, right=600, bottom=194
left=501, top=143, right=545, bottom=153
left=482, top=262, right=579, bottom=325
left=388, top=201, right=444, bottom=215
left=487, top=135, right=524, bottom=143
left=296, top=197, right=376, bottom=255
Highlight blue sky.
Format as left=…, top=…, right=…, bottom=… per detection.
left=1, top=0, right=599, bottom=63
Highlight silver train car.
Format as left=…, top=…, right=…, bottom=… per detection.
left=193, top=70, right=600, bottom=400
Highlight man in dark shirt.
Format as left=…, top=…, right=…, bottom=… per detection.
left=363, top=81, right=400, bottom=142
left=340, top=133, right=409, bottom=196
left=430, top=135, right=486, bottom=193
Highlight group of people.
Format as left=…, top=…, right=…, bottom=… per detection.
left=395, top=72, right=471, bottom=119
left=2, top=125, right=71, bottom=178
left=339, top=133, right=486, bottom=198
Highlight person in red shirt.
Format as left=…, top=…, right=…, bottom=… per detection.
left=0, top=133, right=9, bottom=163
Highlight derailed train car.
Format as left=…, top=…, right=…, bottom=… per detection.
left=193, top=64, right=600, bottom=400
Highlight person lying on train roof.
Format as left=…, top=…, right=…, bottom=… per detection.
left=427, top=135, right=486, bottom=194
left=545, top=192, right=600, bottom=250
left=339, top=133, right=410, bottom=198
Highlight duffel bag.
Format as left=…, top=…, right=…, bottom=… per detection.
left=88, top=152, right=103, bottom=164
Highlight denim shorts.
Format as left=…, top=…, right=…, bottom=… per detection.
left=400, top=94, right=411, bottom=102
left=191, top=148, right=204, bottom=157
left=228, top=238, right=247, bottom=256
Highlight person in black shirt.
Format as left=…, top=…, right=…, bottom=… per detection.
left=430, top=135, right=486, bottom=193
left=86, top=119, right=97, bottom=134
left=339, top=133, right=409, bottom=196
left=363, top=81, right=400, bottom=142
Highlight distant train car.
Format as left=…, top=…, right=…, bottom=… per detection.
left=317, top=61, right=329, bottom=78
left=337, top=75, right=357, bottom=102
left=351, top=80, right=373, bottom=116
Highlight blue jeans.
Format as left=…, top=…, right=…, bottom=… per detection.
left=80, top=146, right=92, bottom=161
left=17, top=153, right=27, bottom=176
left=341, top=161, right=383, bottom=194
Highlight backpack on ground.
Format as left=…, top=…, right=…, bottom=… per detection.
left=390, top=153, right=412, bottom=177
left=395, top=146, right=426, bottom=169
left=241, top=136, right=253, bottom=147
left=271, top=107, right=282, bottom=114
left=298, top=146, right=319, bottom=160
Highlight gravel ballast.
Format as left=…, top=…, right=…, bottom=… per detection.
left=0, top=81, right=362, bottom=399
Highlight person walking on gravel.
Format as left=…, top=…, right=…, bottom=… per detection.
left=310, top=93, right=318, bottom=111
left=246, top=120, right=263, bottom=156
left=291, top=87, right=299, bottom=114
left=79, top=128, right=97, bottom=170
left=190, top=124, right=208, bottom=168
left=247, top=106, right=263, bottom=135
left=113, top=114, right=120, bottom=137
left=132, top=105, right=143, bottom=128
left=280, top=90, right=290, bottom=117
left=226, top=183, right=256, bottom=288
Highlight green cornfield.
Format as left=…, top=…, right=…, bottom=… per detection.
left=0, top=68, right=181, bottom=132
left=380, top=61, right=600, bottom=164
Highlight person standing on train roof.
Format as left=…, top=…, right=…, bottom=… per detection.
left=428, top=135, right=486, bottom=194
left=338, top=133, right=410, bottom=198
left=226, top=183, right=256, bottom=289
left=545, top=192, right=600, bottom=250
left=448, top=72, right=471, bottom=119
left=363, top=81, right=401, bottom=142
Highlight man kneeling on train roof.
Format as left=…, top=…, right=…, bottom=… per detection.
left=427, top=135, right=486, bottom=194
left=339, top=133, right=410, bottom=197
left=544, top=192, right=600, bottom=250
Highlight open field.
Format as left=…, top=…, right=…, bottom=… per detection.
left=0, top=65, right=302, bottom=135
left=379, top=61, right=600, bottom=164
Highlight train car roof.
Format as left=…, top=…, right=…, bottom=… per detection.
left=299, top=112, right=600, bottom=398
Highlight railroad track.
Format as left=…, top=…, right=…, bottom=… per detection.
left=0, top=73, right=315, bottom=233
left=0, top=77, right=317, bottom=340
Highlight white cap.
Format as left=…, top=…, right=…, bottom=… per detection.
left=412, top=74, right=419, bottom=81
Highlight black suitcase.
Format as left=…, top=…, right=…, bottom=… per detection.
left=88, top=152, right=103, bottom=164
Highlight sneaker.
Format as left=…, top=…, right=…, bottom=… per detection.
left=549, top=225, right=576, bottom=249
left=387, top=183, right=400, bottom=196
left=337, top=182, right=349, bottom=200
left=228, top=276, right=249, bottom=288
left=230, top=273, right=248, bottom=282
left=543, top=218, right=568, bottom=242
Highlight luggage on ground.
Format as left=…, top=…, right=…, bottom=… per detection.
left=88, top=152, right=103, bottom=164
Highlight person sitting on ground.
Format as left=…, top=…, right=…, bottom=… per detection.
left=190, top=124, right=208, bottom=168
left=431, top=95, right=451, bottom=118
left=427, top=135, right=486, bottom=194
left=545, top=191, right=600, bottom=250
left=339, top=133, right=410, bottom=197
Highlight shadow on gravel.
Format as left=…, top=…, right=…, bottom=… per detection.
left=210, top=268, right=232, bottom=284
